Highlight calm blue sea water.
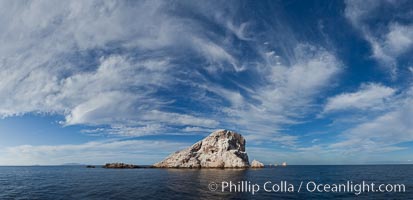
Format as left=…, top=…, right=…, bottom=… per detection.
left=0, top=165, right=412, bottom=199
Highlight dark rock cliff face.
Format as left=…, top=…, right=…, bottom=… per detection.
left=153, top=130, right=249, bottom=168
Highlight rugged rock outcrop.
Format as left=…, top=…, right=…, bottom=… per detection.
left=103, top=163, right=140, bottom=168
left=250, top=160, right=264, bottom=168
left=153, top=130, right=249, bottom=168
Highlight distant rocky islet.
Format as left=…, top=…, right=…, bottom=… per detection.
left=103, top=163, right=141, bottom=169
left=250, top=160, right=265, bottom=168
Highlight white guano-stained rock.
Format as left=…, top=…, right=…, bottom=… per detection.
left=250, top=160, right=264, bottom=168
left=153, top=130, right=250, bottom=168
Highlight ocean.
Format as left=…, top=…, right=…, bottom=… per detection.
left=0, top=165, right=411, bottom=199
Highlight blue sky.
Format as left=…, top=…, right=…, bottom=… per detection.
left=1, top=0, right=413, bottom=165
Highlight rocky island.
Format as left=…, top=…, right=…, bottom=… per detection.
left=103, top=163, right=141, bottom=169
left=250, top=160, right=265, bottom=168
left=154, top=129, right=250, bottom=168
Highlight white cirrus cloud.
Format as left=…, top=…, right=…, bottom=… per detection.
left=385, top=23, right=413, bottom=56
left=329, top=86, right=413, bottom=153
left=0, top=0, right=230, bottom=136
left=345, top=0, right=413, bottom=74
left=0, top=0, right=343, bottom=145
left=323, top=83, right=396, bottom=113
left=202, top=44, right=343, bottom=145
